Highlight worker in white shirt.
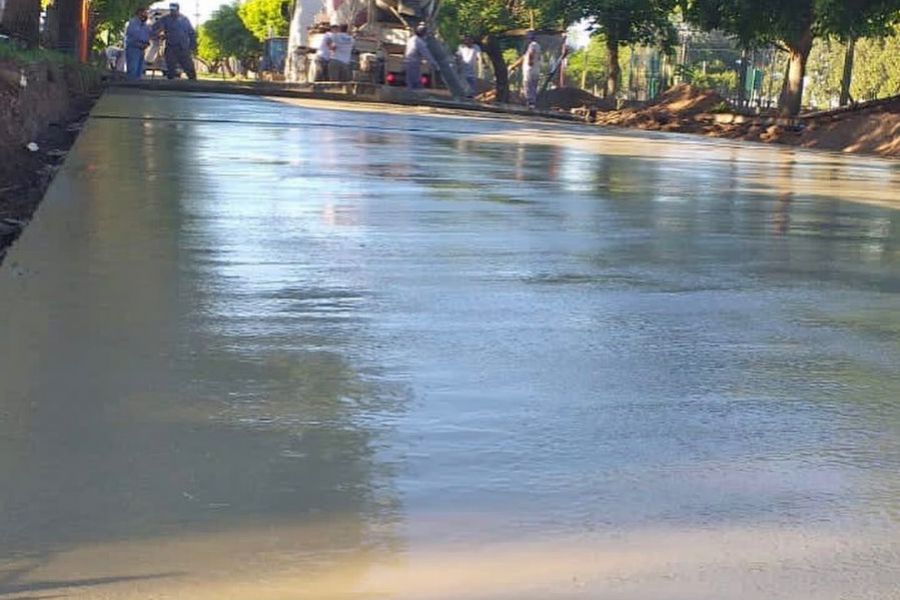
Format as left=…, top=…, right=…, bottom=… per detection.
left=314, top=24, right=338, bottom=81
left=404, top=23, right=437, bottom=90
left=522, top=30, right=541, bottom=108
left=456, top=35, right=481, bottom=95
left=328, top=24, right=354, bottom=81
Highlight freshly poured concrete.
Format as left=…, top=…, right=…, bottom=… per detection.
left=1, top=88, right=898, bottom=599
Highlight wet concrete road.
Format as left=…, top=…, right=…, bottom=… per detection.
left=1, top=88, right=899, bottom=599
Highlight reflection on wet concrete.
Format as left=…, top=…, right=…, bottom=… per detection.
left=0, top=89, right=898, bottom=598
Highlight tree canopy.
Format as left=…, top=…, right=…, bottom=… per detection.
left=564, top=0, right=677, bottom=96
left=237, top=0, right=290, bottom=41
left=679, top=0, right=900, bottom=114
left=198, top=2, right=261, bottom=70
left=437, top=0, right=572, bottom=101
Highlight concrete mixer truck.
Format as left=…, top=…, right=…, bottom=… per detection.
left=284, top=0, right=466, bottom=97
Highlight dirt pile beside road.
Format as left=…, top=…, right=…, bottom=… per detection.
left=593, top=84, right=898, bottom=157
left=594, top=84, right=730, bottom=131
left=716, top=96, right=900, bottom=157
left=0, top=52, right=100, bottom=261
left=538, top=86, right=603, bottom=110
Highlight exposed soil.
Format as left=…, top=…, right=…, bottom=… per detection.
left=592, top=83, right=900, bottom=158
left=537, top=86, right=604, bottom=111
left=0, top=57, right=100, bottom=262
left=593, top=84, right=730, bottom=132
left=716, top=97, right=900, bottom=156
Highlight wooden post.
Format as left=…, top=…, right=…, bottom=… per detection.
left=77, top=0, right=90, bottom=63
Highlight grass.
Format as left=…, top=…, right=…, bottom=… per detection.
left=0, top=41, right=101, bottom=81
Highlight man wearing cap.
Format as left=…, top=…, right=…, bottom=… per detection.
left=404, top=23, right=437, bottom=90
left=522, top=30, right=541, bottom=108
left=153, top=2, right=197, bottom=80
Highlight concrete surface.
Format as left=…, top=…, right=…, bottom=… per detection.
left=0, top=88, right=898, bottom=599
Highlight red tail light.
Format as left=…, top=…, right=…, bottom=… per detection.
left=420, top=74, right=430, bottom=87
left=386, top=72, right=397, bottom=84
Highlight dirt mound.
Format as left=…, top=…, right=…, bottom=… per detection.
left=591, top=82, right=898, bottom=157
left=652, top=83, right=730, bottom=116
left=707, top=95, right=900, bottom=157
left=594, top=84, right=731, bottom=131
left=797, top=96, right=900, bottom=156
left=538, top=87, right=601, bottom=110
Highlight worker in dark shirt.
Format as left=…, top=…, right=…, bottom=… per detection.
left=153, top=2, right=197, bottom=80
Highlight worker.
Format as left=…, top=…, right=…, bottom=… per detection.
left=404, top=23, right=437, bottom=90
left=315, top=24, right=337, bottom=81
left=522, top=30, right=541, bottom=109
left=152, top=2, right=197, bottom=80
left=456, top=35, right=481, bottom=95
left=124, top=7, right=151, bottom=80
left=328, top=24, right=354, bottom=82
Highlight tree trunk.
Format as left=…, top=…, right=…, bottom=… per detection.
left=605, top=35, right=620, bottom=98
left=737, top=48, right=748, bottom=108
left=483, top=34, right=508, bottom=103
left=0, top=0, right=41, bottom=48
left=45, top=0, right=82, bottom=55
left=779, top=23, right=813, bottom=117
left=839, top=36, right=856, bottom=106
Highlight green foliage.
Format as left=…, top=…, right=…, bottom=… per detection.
left=679, top=0, right=900, bottom=49
left=566, top=35, right=609, bottom=88
left=91, top=0, right=144, bottom=47
left=438, top=0, right=572, bottom=47
left=438, top=0, right=511, bottom=48
left=851, top=27, right=900, bottom=99
left=237, top=0, right=289, bottom=41
left=806, top=25, right=900, bottom=105
left=567, top=0, right=677, bottom=47
left=199, top=3, right=261, bottom=67
left=679, top=0, right=900, bottom=113
left=693, top=70, right=737, bottom=94
left=0, top=42, right=79, bottom=64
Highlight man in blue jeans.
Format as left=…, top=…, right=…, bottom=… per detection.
left=124, top=7, right=151, bottom=80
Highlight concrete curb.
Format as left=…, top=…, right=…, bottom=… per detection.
left=110, top=79, right=583, bottom=123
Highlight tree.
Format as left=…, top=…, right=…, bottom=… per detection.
left=806, top=24, right=900, bottom=106
left=0, top=0, right=41, bottom=47
left=566, top=35, right=610, bottom=90
left=565, top=0, right=677, bottom=97
left=680, top=0, right=900, bottom=116
left=237, top=0, right=290, bottom=41
left=199, top=3, right=261, bottom=73
left=44, top=0, right=85, bottom=54
left=438, top=0, right=573, bottom=102
left=850, top=25, right=900, bottom=99
left=822, top=1, right=900, bottom=105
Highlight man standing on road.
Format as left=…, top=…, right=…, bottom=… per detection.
left=522, top=30, right=541, bottom=109
left=404, top=23, right=437, bottom=90
left=456, top=35, right=481, bottom=96
left=314, top=24, right=337, bottom=81
left=153, top=2, right=197, bottom=80
left=124, top=7, right=151, bottom=80
left=328, top=24, right=354, bottom=82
